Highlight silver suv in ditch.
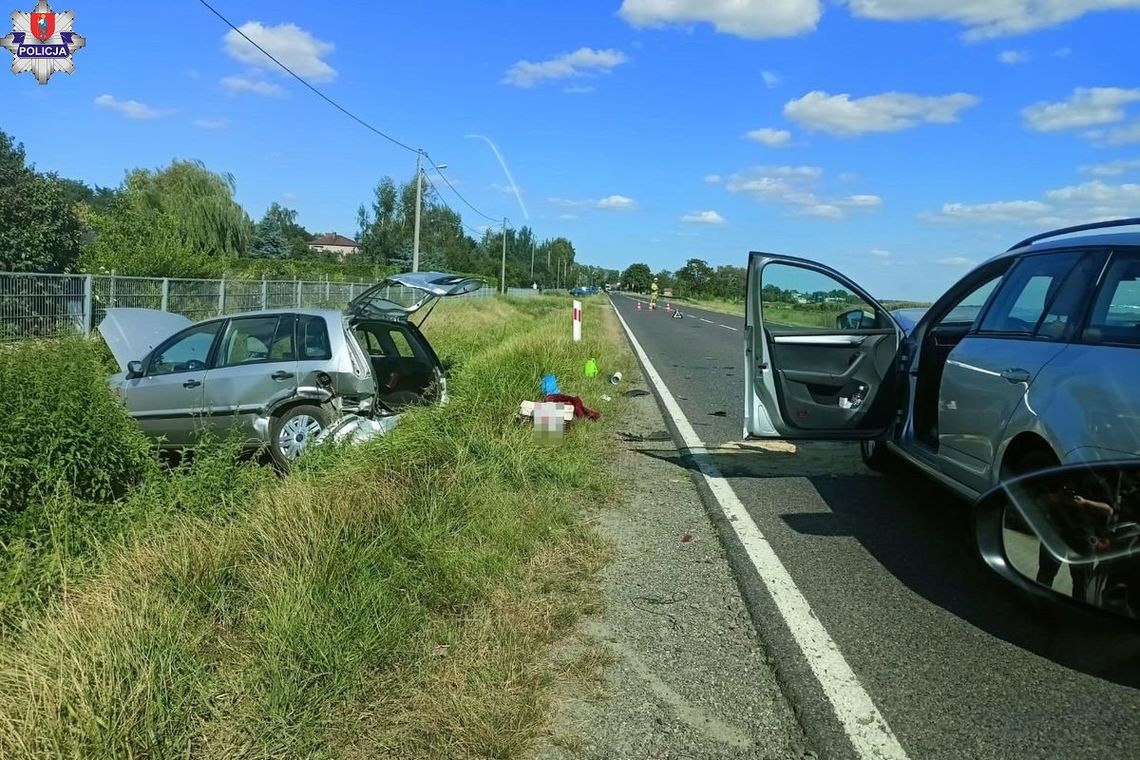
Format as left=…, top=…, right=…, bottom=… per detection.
left=743, top=218, right=1140, bottom=501
left=99, top=272, right=482, bottom=467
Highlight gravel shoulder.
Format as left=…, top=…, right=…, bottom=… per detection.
left=530, top=380, right=810, bottom=760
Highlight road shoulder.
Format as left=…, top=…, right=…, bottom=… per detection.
left=530, top=385, right=809, bottom=760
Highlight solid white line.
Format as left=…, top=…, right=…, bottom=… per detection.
left=718, top=324, right=739, bottom=332
left=610, top=301, right=910, bottom=760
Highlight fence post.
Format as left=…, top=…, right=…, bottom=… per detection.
left=160, top=278, right=169, bottom=312
left=82, top=274, right=93, bottom=336
left=349, top=282, right=355, bottom=301
left=261, top=278, right=268, bottom=310
left=325, top=278, right=331, bottom=301
left=218, top=278, right=226, bottom=315
left=109, top=270, right=116, bottom=307
left=295, top=280, right=301, bottom=307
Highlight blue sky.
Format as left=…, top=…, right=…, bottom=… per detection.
left=3, top=0, right=1140, bottom=299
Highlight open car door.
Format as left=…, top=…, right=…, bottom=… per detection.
left=346, top=272, right=484, bottom=327
left=744, top=253, right=904, bottom=440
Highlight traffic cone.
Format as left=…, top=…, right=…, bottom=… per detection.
left=665, top=303, right=672, bottom=312
left=637, top=301, right=642, bottom=310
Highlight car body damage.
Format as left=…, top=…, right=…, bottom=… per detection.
left=97, top=272, right=482, bottom=467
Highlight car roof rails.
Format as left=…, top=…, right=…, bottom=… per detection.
left=1007, top=217, right=1140, bottom=252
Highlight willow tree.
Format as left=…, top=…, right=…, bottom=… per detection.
left=82, top=159, right=253, bottom=276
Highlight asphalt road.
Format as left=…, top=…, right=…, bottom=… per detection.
left=608, top=293, right=1140, bottom=760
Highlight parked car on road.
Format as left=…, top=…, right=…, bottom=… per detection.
left=744, top=218, right=1140, bottom=502
left=99, top=272, right=482, bottom=467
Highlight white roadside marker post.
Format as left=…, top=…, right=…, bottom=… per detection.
left=572, top=300, right=582, bottom=342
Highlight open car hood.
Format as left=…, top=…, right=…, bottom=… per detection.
left=97, top=308, right=193, bottom=372
left=345, top=272, right=484, bottom=324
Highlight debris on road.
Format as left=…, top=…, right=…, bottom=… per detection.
left=584, top=358, right=599, bottom=378
left=609, top=371, right=623, bottom=385
left=709, top=410, right=728, bottom=417
left=622, top=389, right=650, bottom=398
left=618, top=430, right=671, bottom=442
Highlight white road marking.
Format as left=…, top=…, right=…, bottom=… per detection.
left=700, top=318, right=714, bottom=324
left=610, top=300, right=910, bottom=760
left=718, top=324, right=739, bottom=332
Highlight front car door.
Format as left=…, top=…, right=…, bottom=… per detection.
left=201, top=314, right=300, bottom=443
left=935, top=248, right=1108, bottom=492
left=118, top=319, right=224, bottom=446
left=744, top=253, right=903, bottom=439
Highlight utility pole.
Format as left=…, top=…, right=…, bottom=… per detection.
left=500, top=217, right=508, bottom=295
left=412, top=149, right=424, bottom=273
left=530, top=239, right=535, bottom=281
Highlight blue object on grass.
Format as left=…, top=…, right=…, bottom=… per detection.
left=540, top=374, right=560, bottom=395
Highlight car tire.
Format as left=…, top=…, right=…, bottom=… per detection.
left=269, top=404, right=329, bottom=469
left=860, top=439, right=896, bottom=473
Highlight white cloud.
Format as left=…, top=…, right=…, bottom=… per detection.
left=1022, top=87, right=1140, bottom=132
left=681, top=210, right=727, bottom=224
left=1081, top=159, right=1140, bottom=177
left=725, top=165, right=879, bottom=220
left=93, top=94, right=173, bottom=120
left=559, top=213, right=578, bottom=221
left=845, top=0, right=1140, bottom=40
left=784, top=90, right=980, bottom=136
left=192, top=118, right=228, bottom=129
left=564, top=84, right=596, bottom=94
left=998, top=50, right=1030, bottom=64
left=619, top=0, right=822, bottom=38
left=746, top=127, right=792, bottom=147
left=927, top=180, right=1140, bottom=226
left=937, top=257, right=976, bottom=267
left=1095, top=121, right=1140, bottom=145
left=869, top=248, right=892, bottom=258
left=550, top=194, right=637, bottom=210
left=224, top=22, right=336, bottom=81
left=762, top=70, right=782, bottom=88
left=221, top=76, right=285, bottom=97
left=503, top=47, right=628, bottom=88
left=704, top=174, right=723, bottom=184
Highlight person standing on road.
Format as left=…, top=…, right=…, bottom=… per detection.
left=649, top=277, right=659, bottom=309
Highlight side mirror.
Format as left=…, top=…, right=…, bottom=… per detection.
left=974, top=461, right=1140, bottom=623
left=835, top=309, right=874, bottom=330
left=126, top=360, right=145, bottom=379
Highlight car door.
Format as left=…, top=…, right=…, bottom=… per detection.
left=201, top=314, right=299, bottom=443
left=744, top=253, right=903, bottom=439
left=936, top=249, right=1108, bottom=489
left=118, top=319, right=224, bottom=446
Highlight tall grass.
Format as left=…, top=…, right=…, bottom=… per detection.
left=0, top=296, right=630, bottom=758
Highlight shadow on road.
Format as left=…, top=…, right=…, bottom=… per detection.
left=634, top=445, right=1140, bottom=689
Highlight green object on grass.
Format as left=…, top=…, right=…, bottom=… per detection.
left=584, top=358, right=599, bottom=378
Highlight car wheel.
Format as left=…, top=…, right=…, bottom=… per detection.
left=269, top=404, right=329, bottom=469
left=860, top=439, right=895, bottom=473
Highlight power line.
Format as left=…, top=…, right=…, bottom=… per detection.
left=196, top=0, right=417, bottom=154
left=420, top=175, right=497, bottom=239
left=423, top=152, right=499, bottom=223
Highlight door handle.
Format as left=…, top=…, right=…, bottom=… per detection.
left=183, top=379, right=202, bottom=389
left=271, top=370, right=295, bottom=381
left=1000, top=368, right=1031, bottom=384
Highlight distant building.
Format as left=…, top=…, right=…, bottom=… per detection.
left=308, top=233, right=360, bottom=259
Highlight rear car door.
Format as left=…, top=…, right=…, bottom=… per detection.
left=119, top=320, right=224, bottom=445
left=745, top=253, right=903, bottom=439
left=936, top=249, right=1107, bottom=488
left=201, top=314, right=299, bottom=443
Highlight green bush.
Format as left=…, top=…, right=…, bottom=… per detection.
left=0, top=338, right=156, bottom=517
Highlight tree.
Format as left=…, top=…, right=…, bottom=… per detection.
left=0, top=130, right=86, bottom=272
left=250, top=206, right=290, bottom=259
left=259, top=202, right=311, bottom=258
left=621, top=263, right=653, bottom=292
left=676, top=258, right=713, bottom=297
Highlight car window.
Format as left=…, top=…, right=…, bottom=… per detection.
left=219, top=316, right=294, bottom=367
left=760, top=263, right=883, bottom=332
left=977, top=252, right=1082, bottom=336
left=389, top=328, right=417, bottom=357
left=1084, top=253, right=1140, bottom=346
left=298, top=315, right=332, bottom=360
left=149, top=321, right=223, bottom=376
left=1032, top=254, right=1104, bottom=341
left=936, top=277, right=1000, bottom=329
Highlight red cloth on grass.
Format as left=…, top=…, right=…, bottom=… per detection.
left=544, top=393, right=601, bottom=421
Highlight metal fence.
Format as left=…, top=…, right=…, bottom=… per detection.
left=0, top=271, right=497, bottom=341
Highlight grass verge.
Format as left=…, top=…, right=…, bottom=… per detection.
left=0, top=295, right=632, bottom=758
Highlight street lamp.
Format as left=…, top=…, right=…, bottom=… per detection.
left=412, top=150, right=447, bottom=273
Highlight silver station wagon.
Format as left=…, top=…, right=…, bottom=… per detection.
left=99, top=272, right=482, bottom=467
left=743, top=218, right=1140, bottom=501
